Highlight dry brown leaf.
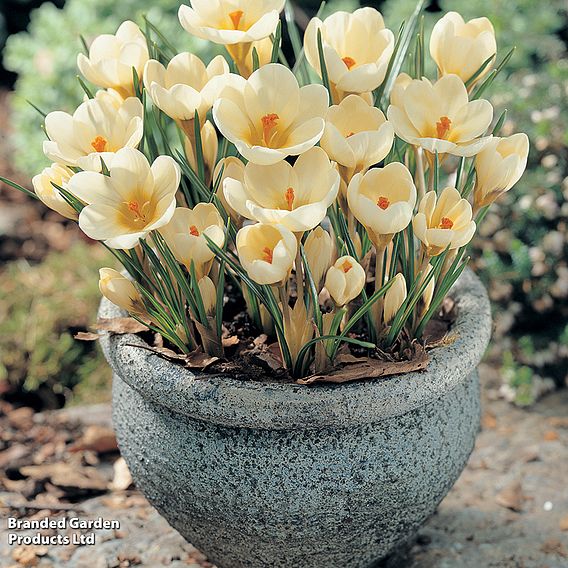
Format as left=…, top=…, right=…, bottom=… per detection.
left=560, top=515, right=568, bottom=531
left=185, top=350, right=220, bottom=370
left=495, top=480, right=525, bottom=512
left=481, top=412, right=498, bottom=430
left=74, top=331, right=100, bottom=341
left=111, top=457, right=133, bottom=491
left=20, top=463, right=108, bottom=492
left=544, top=430, right=559, bottom=441
left=298, top=345, right=429, bottom=385
left=69, top=425, right=117, bottom=454
left=222, top=335, right=240, bottom=347
left=547, top=417, right=568, bottom=429
left=95, top=317, right=149, bottom=334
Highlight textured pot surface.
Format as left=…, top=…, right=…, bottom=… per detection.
left=100, top=270, right=491, bottom=568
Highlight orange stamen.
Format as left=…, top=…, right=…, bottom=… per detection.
left=439, top=217, right=454, bottom=229
left=285, top=187, right=295, bottom=210
left=229, top=10, right=244, bottom=30
left=342, top=56, right=356, bottom=70
left=436, top=116, right=452, bottom=140
left=341, top=259, right=353, bottom=273
left=346, top=132, right=355, bottom=138
left=261, top=113, right=279, bottom=146
left=127, top=200, right=144, bottom=222
left=262, top=247, right=273, bottom=264
left=377, top=196, right=390, bottom=210
left=189, top=225, right=200, bottom=236
left=91, top=135, right=107, bottom=153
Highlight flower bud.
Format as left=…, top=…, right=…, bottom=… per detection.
left=198, top=276, right=217, bottom=316
left=383, top=273, right=407, bottom=325
left=304, top=226, right=334, bottom=290
left=421, top=264, right=436, bottom=317
left=32, top=163, right=78, bottom=220
left=324, top=255, right=366, bottom=307
left=99, top=268, right=145, bottom=315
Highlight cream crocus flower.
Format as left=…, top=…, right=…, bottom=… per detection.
left=99, top=268, right=145, bottom=315
left=32, top=163, right=78, bottom=220
left=43, top=90, right=143, bottom=171
left=185, top=121, right=219, bottom=187
left=178, top=0, right=284, bottom=73
left=68, top=148, right=180, bottom=249
left=320, top=95, right=394, bottom=178
left=77, top=21, right=149, bottom=99
left=212, top=157, right=246, bottom=224
left=383, top=273, right=407, bottom=325
left=413, top=187, right=476, bottom=256
left=223, top=147, right=339, bottom=232
left=143, top=53, right=230, bottom=136
left=236, top=222, right=297, bottom=285
left=474, top=133, right=529, bottom=209
left=304, top=226, right=334, bottom=290
left=430, top=12, right=496, bottom=85
left=347, top=162, right=416, bottom=245
left=324, top=255, right=366, bottom=307
left=304, top=8, right=395, bottom=101
left=178, top=0, right=284, bottom=45
left=159, top=203, right=225, bottom=276
left=213, top=64, right=328, bottom=165
left=387, top=74, right=493, bottom=157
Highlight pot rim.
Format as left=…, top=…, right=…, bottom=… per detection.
left=100, top=269, right=491, bottom=430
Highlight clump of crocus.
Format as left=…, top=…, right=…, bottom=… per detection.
left=2, top=6, right=529, bottom=378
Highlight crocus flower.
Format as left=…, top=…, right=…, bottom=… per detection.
left=32, top=163, right=78, bottom=220
left=383, top=273, right=407, bottom=325
left=474, top=133, right=529, bottom=209
left=430, top=12, right=496, bottom=86
left=198, top=276, right=217, bottom=315
left=99, top=268, right=145, bottom=315
left=223, top=147, right=339, bottom=232
left=43, top=90, right=143, bottom=171
left=320, top=94, right=394, bottom=176
left=179, top=0, right=284, bottom=73
left=178, top=0, right=285, bottom=45
left=304, top=8, right=395, bottom=101
left=324, top=255, right=366, bottom=307
left=213, top=64, right=328, bottom=165
left=387, top=74, right=493, bottom=157
left=347, top=162, right=417, bottom=241
left=143, top=52, right=230, bottom=135
left=77, top=21, right=149, bottom=99
left=236, top=222, right=297, bottom=285
left=413, top=187, right=476, bottom=256
left=68, top=148, right=180, bottom=249
left=159, top=204, right=225, bottom=276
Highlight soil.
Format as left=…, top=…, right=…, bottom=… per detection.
left=1, top=365, right=567, bottom=568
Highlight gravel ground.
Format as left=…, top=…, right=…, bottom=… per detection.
left=1, top=365, right=568, bottom=568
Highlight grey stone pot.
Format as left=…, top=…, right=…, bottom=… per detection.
left=99, top=269, right=491, bottom=568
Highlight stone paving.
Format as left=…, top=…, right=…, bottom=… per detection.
left=1, top=365, right=568, bottom=568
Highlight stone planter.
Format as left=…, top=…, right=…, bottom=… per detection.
left=99, top=269, right=491, bottom=568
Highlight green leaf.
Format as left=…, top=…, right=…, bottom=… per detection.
left=0, top=176, right=39, bottom=201
left=464, top=53, right=496, bottom=89
left=77, top=75, right=94, bottom=99
left=317, top=28, right=332, bottom=97
left=270, top=20, right=282, bottom=64
left=252, top=47, right=260, bottom=73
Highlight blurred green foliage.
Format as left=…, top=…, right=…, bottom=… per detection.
left=3, top=0, right=219, bottom=176
left=0, top=241, right=113, bottom=407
